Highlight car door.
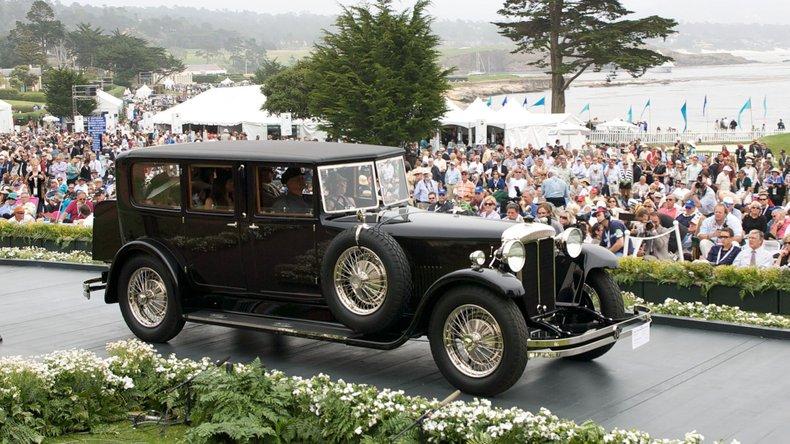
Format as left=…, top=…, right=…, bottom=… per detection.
left=242, top=163, right=320, bottom=298
left=180, top=162, right=246, bottom=291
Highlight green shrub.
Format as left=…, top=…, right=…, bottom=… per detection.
left=0, top=223, right=92, bottom=243
left=12, top=110, right=46, bottom=125
left=611, top=257, right=790, bottom=297
left=0, top=89, right=46, bottom=102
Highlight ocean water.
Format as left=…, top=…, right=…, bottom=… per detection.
left=491, top=63, right=790, bottom=132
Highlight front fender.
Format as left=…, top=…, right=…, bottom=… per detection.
left=581, top=244, right=619, bottom=273
left=104, top=238, right=185, bottom=304
left=408, top=268, right=525, bottom=336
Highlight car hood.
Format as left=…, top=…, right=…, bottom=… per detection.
left=324, top=207, right=555, bottom=243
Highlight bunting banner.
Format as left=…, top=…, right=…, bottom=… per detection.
left=531, top=96, right=546, bottom=108
left=486, top=96, right=493, bottom=107
left=738, top=98, right=752, bottom=127
left=681, top=101, right=688, bottom=132
left=640, top=99, right=651, bottom=118
left=580, top=103, right=590, bottom=114
left=626, top=106, right=633, bottom=123
left=501, top=96, right=508, bottom=107
left=522, top=96, right=528, bottom=107
left=763, top=95, right=768, bottom=119
left=702, top=95, right=708, bottom=117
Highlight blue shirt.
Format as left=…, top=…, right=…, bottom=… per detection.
left=541, top=176, right=569, bottom=203
left=601, top=220, right=627, bottom=255
left=444, top=168, right=461, bottom=186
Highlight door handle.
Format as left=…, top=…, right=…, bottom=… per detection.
left=249, top=224, right=259, bottom=230
left=226, top=221, right=238, bottom=228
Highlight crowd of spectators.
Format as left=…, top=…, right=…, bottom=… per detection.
left=406, top=137, right=790, bottom=268
left=3, top=112, right=790, bottom=271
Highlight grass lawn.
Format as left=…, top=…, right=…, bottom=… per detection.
left=761, top=132, right=790, bottom=151
left=6, top=99, right=44, bottom=113
left=46, top=422, right=189, bottom=443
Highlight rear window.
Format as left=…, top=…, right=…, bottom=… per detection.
left=131, top=162, right=182, bottom=209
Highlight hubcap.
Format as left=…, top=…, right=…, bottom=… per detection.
left=127, top=267, right=168, bottom=328
left=334, top=247, right=388, bottom=315
left=443, top=304, right=504, bottom=378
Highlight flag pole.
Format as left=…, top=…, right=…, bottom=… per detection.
left=648, top=104, right=652, bottom=132
left=750, top=103, right=754, bottom=132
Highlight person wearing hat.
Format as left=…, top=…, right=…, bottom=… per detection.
left=766, top=167, right=786, bottom=205
left=8, top=205, right=34, bottom=224
left=428, top=189, right=453, bottom=213
left=271, top=167, right=311, bottom=214
left=742, top=157, right=757, bottom=183
left=715, top=164, right=733, bottom=191
left=413, top=167, right=438, bottom=209
left=594, top=207, right=627, bottom=256
left=0, top=192, right=17, bottom=218
left=454, top=169, right=476, bottom=203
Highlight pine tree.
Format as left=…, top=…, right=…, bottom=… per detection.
left=495, top=0, right=677, bottom=113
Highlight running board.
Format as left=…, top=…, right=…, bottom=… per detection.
left=183, top=310, right=408, bottom=350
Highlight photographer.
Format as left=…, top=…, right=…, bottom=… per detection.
left=688, top=178, right=717, bottom=216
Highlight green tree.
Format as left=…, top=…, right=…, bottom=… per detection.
left=43, top=67, right=96, bottom=117
left=95, top=31, right=184, bottom=87
left=495, top=0, right=677, bottom=113
left=253, top=57, right=285, bottom=85
left=66, top=23, right=107, bottom=68
left=7, top=24, right=45, bottom=65
left=264, top=0, right=450, bottom=146
left=9, top=65, right=38, bottom=91
left=261, top=59, right=313, bottom=120
left=21, top=0, right=65, bottom=63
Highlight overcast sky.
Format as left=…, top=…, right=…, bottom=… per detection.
left=72, top=0, right=790, bottom=25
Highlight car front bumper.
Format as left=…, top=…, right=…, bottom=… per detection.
left=526, top=305, right=652, bottom=358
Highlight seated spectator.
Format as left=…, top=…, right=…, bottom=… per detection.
left=7, top=205, right=34, bottom=224
left=705, top=227, right=741, bottom=266
left=732, top=230, right=775, bottom=268
left=479, top=196, right=501, bottom=220
left=594, top=207, right=627, bottom=256
left=742, top=201, right=768, bottom=234
left=698, top=204, right=743, bottom=258
left=0, top=192, right=16, bottom=218
left=641, top=212, right=673, bottom=261
left=767, top=208, right=790, bottom=240
left=504, top=203, right=524, bottom=222
left=537, top=203, right=564, bottom=234
left=59, top=191, right=94, bottom=223
left=774, top=234, right=790, bottom=267
left=74, top=204, right=94, bottom=227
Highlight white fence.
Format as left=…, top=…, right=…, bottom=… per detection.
left=588, top=130, right=783, bottom=145
left=623, top=221, right=685, bottom=261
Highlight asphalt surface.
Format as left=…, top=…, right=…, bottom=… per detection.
left=2, top=264, right=789, bottom=442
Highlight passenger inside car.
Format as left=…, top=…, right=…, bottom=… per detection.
left=270, top=167, right=312, bottom=214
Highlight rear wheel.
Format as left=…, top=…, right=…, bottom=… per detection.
left=428, top=286, right=528, bottom=396
left=117, top=255, right=185, bottom=343
left=565, top=269, right=625, bottom=361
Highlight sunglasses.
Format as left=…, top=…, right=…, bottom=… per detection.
left=559, top=216, right=569, bottom=220
left=484, top=202, right=495, bottom=206
left=719, top=236, right=731, bottom=239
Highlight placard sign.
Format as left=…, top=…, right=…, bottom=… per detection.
left=281, top=113, right=293, bottom=137
left=87, top=116, right=106, bottom=152
left=631, top=323, right=650, bottom=349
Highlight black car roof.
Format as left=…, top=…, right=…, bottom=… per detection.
left=119, top=140, right=405, bottom=164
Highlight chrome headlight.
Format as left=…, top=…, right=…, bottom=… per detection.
left=556, top=227, right=583, bottom=258
left=501, top=240, right=525, bottom=272
left=469, top=250, right=486, bottom=267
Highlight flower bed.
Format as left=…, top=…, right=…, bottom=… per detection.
left=624, top=292, right=790, bottom=330
left=0, top=340, right=716, bottom=443
left=0, top=247, right=97, bottom=264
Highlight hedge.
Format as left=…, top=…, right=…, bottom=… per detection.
left=610, top=256, right=790, bottom=297
left=0, top=223, right=92, bottom=246
left=0, top=89, right=46, bottom=102
left=0, top=340, right=712, bottom=444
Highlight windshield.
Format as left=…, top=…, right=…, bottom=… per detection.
left=318, top=161, right=379, bottom=214
left=318, top=156, right=410, bottom=214
left=375, top=156, right=409, bottom=206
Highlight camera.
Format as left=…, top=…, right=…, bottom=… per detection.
left=645, top=221, right=654, bottom=231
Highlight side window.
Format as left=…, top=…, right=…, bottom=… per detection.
left=131, top=162, right=181, bottom=209
left=189, top=165, right=235, bottom=212
left=255, top=165, right=313, bottom=216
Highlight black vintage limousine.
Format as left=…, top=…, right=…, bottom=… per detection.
left=83, top=141, right=650, bottom=396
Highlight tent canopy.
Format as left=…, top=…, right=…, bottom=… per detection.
left=219, top=77, right=234, bottom=86
left=135, top=84, right=153, bottom=99
left=152, top=85, right=285, bottom=127
left=596, top=118, right=638, bottom=132
left=96, top=89, right=123, bottom=115
left=0, top=99, right=13, bottom=134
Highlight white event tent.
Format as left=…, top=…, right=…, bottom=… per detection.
left=135, top=84, right=153, bottom=99
left=0, top=99, right=13, bottom=134
left=151, top=85, right=323, bottom=139
left=440, top=97, right=589, bottom=148
left=595, top=118, right=638, bottom=132
left=96, top=90, right=123, bottom=116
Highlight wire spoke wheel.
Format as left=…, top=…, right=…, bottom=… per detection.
left=127, top=267, right=168, bottom=328
left=333, top=247, right=388, bottom=315
left=582, top=283, right=602, bottom=312
left=443, top=304, right=504, bottom=378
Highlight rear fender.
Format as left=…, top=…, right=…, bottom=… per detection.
left=104, top=239, right=185, bottom=304
left=409, top=268, right=525, bottom=335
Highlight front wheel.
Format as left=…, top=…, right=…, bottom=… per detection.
left=565, top=269, right=625, bottom=361
left=117, top=255, right=185, bottom=343
left=428, top=286, right=528, bottom=396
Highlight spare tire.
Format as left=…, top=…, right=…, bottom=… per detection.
left=321, top=227, right=412, bottom=333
